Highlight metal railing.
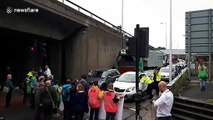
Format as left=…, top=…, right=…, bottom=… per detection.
left=58, top=0, right=133, bottom=37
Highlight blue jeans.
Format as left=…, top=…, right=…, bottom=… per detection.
left=200, top=79, right=206, bottom=91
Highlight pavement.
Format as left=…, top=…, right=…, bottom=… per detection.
left=179, top=77, right=213, bottom=104
left=0, top=90, right=34, bottom=120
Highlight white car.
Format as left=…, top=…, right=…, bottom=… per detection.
left=160, top=66, right=175, bottom=82
left=113, top=71, right=148, bottom=100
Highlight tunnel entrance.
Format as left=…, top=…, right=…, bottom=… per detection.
left=0, top=28, right=63, bottom=87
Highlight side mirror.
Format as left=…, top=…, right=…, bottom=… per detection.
left=116, top=78, right=118, bottom=81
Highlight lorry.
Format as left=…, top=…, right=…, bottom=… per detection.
left=143, top=50, right=164, bottom=68
left=117, top=49, right=164, bottom=74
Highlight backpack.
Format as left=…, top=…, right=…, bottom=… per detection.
left=198, top=69, right=208, bottom=79
left=62, top=84, right=71, bottom=102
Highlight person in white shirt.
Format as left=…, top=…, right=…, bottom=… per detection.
left=153, top=81, right=174, bottom=120
left=44, top=65, right=51, bottom=78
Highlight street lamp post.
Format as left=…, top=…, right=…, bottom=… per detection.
left=122, top=0, right=124, bottom=29
left=160, top=22, right=167, bottom=49
left=169, top=0, right=173, bottom=82
left=121, top=0, right=124, bottom=48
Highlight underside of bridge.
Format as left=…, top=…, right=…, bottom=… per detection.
left=0, top=0, right=123, bottom=83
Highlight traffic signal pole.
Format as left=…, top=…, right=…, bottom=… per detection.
left=127, top=24, right=148, bottom=120
left=135, top=24, right=141, bottom=120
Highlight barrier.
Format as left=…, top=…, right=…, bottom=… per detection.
left=167, top=68, right=188, bottom=95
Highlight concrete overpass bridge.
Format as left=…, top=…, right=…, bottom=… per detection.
left=0, top=0, right=132, bottom=82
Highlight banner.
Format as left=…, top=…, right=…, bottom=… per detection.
left=116, top=97, right=124, bottom=120
left=98, top=97, right=124, bottom=120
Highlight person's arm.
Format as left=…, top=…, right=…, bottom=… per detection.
left=58, top=87, right=62, bottom=94
left=204, top=66, right=208, bottom=74
left=153, top=94, right=166, bottom=107
left=158, top=72, right=162, bottom=80
left=52, top=87, right=57, bottom=103
left=8, top=80, right=15, bottom=90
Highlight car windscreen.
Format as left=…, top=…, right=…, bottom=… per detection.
left=160, top=68, right=169, bottom=72
left=118, top=73, right=135, bottom=83
left=101, top=71, right=108, bottom=78
left=144, top=70, right=153, bottom=77
left=91, top=71, right=108, bottom=78
left=92, top=71, right=103, bottom=78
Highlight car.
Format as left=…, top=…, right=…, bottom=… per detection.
left=159, top=66, right=176, bottom=82
left=113, top=71, right=148, bottom=100
left=143, top=69, right=154, bottom=79
left=86, top=68, right=120, bottom=87
left=178, top=59, right=187, bottom=69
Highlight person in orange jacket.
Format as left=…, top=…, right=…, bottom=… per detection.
left=103, top=83, right=120, bottom=120
left=88, top=80, right=101, bottom=120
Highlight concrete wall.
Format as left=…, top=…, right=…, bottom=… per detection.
left=48, top=41, right=63, bottom=80
left=65, top=28, right=86, bottom=79
left=65, top=25, right=122, bottom=79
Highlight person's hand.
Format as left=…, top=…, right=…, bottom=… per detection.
left=117, top=94, right=124, bottom=99
left=152, top=100, right=155, bottom=104
left=118, top=96, right=123, bottom=99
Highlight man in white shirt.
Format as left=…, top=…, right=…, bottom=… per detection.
left=44, top=65, right=51, bottom=78
left=153, top=81, right=174, bottom=120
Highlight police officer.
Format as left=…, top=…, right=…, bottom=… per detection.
left=140, top=74, right=154, bottom=99
left=152, top=67, right=162, bottom=96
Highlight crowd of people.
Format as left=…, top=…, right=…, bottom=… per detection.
left=3, top=65, right=123, bottom=120
left=11, top=61, right=208, bottom=120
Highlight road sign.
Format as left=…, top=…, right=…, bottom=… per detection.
left=185, top=9, right=213, bottom=53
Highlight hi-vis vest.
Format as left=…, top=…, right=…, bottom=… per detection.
left=104, top=91, right=118, bottom=113
left=88, top=86, right=101, bottom=108
left=152, top=72, right=162, bottom=82
left=141, top=76, right=153, bottom=84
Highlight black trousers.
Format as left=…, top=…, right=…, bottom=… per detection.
left=30, top=92, right=35, bottom=108
left=106, top=112, right=116, bottom=120
left=43, top=113, right=53, bottom=120
left=75, top=112, right=84, bottom=120
left=5, top=90, right=12, bottom=107
left=146, top=83, right=154, bottom=97
left=154, top=81, right=160, bottom=95
left=89, top=108, right=99, bottom=120
left=63, top=101, right=70, bottom=120
left=34, top=106, right=43, bottom=120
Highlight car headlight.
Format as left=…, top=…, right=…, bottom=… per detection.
left=126, top=86, right=136, bottom=92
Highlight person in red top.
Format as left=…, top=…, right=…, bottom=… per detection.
left=88, top=80, right=101, bottom=120
left=104, top=83, right=120, bottom=120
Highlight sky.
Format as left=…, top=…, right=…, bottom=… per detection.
left=61, top=0, right=213, bottom=49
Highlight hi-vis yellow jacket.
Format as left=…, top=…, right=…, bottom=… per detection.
left=151, top=72, right=162, bottom=82
left=140, top=76, right=153, bottom=84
